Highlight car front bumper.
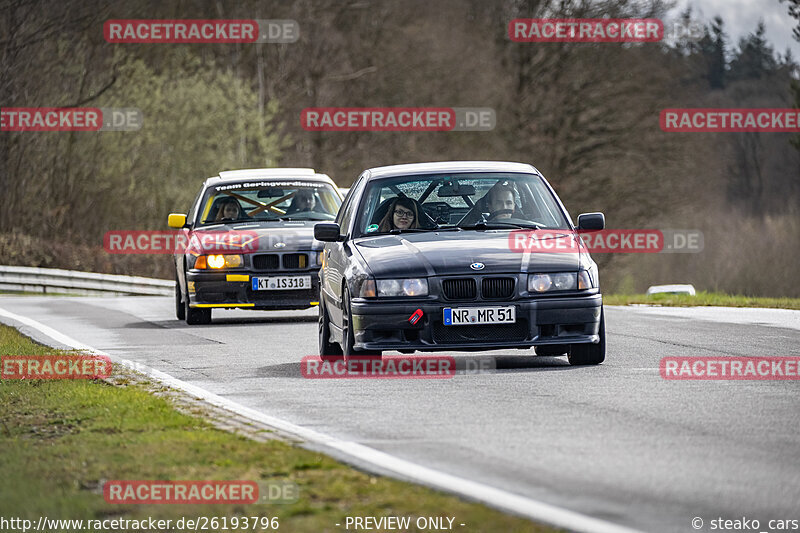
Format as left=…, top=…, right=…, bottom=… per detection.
left=349, top=294, right=602, bottom=352
left=186, top=271, right=319, bottom=311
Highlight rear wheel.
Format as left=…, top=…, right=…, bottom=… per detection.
left=568, top=308, right=605, bottom=365
left=175, top=280, right=186, bottom=320
left=342, top=288, right=381, bottom=359
left=319, top=296, right=343, bottom=359
left=185, top=297, right=212, bottom=325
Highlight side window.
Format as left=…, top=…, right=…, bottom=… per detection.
left=337, top=174, right=366, bottom=236
left=336, top=192, right=352, bottom=225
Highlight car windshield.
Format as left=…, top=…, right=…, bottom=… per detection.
left=197, top=180, right=342, bottom=226
left=354, top=172, right=570, bottom=236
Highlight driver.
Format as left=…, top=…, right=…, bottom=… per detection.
left=487, top=186, right=515, bottom=220
left=214, top=198, right=243, bottom=221
left=287, top=189, right=316, bottom=213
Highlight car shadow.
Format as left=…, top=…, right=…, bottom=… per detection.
left=126, top=315, right=318, bottom=329
left=200, top=315, right=318, bottom=325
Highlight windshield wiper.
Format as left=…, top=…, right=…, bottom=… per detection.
left=456, top=222, right=545, bottom=229
left=457, top=221, right=546, bottom=230
left=283, top=215, right=333, bottom=221
left=388, top=228, right=434, bottom=234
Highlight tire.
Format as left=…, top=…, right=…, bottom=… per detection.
left=535, top=345, right=568, bottom=356
left=342, top=287, right=381, bottom=359
left=319, top=296, right=343, bottom=359
left=185, top=297, right=212, bottom=325
left=175, top=280, right=186, bottom=320
left=568, top=307, right=605, bottom=365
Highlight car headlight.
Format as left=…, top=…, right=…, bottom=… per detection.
left=528, top=272, right=577, bottom=293
left=357, top=278, right=377, bottom=298
left=377, top=278, right=429, bottom=297
left=194, top=254, right=243, bottom=269
left=578, top=256, right=599, bottom=289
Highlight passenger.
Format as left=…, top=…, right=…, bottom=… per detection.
left=487, top=186, right=516, bottom=220
left=214, top=198, right=243, bottom=221
left=287, top=189, right=316, bottom=213
left=378, top=197, right=419, bottom=232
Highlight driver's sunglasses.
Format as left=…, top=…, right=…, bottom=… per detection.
left=394, top=208, right=414, bottom=219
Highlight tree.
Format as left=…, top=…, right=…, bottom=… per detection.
left=700, top=17, right=727, bottom=89
left=729, top=21, right=778, bottom=81
left=780, top=0, right=800, bottom=150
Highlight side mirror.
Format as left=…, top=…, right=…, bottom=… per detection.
left=168, top=213, right=187, bottom=228
left=577, top=212, right=605, bottom=230
left=314, top=222, right=342, bottom=242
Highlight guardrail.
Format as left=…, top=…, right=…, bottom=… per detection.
left=0, top=265, right=172, bottom=296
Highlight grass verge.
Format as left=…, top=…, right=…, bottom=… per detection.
left=0, top=325, right=551, bottom=532
left=604, top=291, right=800, bottom=310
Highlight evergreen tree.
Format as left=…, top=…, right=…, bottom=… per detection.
left=698, top=17, right=726, bottom=89
left=781, top=0, right=800, bottom=150
left=729, top=21, right=778, bottom=81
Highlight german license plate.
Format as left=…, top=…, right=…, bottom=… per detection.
left=443, top=306, right=515, bottom=326
left=252, top=276, right=311, bottom=291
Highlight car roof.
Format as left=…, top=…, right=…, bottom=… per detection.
left=364, top=161, right=541, bottom=179
left=203, top=168, right=336, bottom=187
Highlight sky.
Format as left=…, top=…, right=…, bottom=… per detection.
left=667, top=0, right=799, bottom=58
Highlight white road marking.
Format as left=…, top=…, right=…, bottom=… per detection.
left=0, top=305, right=642, bottom=533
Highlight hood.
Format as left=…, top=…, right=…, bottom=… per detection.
left=354, top=230, right=581, bottom=278
left=189, top=221, right=321, bottom=254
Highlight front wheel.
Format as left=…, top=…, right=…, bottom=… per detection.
left=185, top=297, right=212, bottom=325
left=342, top=288, right=380, bottom=359
left=175, top=280, right=186, bottom=320
left=319, top=296, right=343, bottom=359
left=567, top=308, right=605, bottom=365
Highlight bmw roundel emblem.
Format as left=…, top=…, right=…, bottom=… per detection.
left=470, top=262, right=485, bottom=271
left=274, top=242, right=286, bottom=248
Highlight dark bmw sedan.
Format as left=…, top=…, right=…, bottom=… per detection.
left=169, top=168, right=343, bottom=325
left=314, top=161, right=606, bottom=364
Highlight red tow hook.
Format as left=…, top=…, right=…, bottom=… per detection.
left=408, top=309, right=423, bottom=325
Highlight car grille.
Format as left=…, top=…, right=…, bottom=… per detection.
left=432, top=318, right=530, bottom=344
left=251, top=253, right=309, bottom=271
left=252, top=254, right=280, bottom=270
left=442, top=278, right=477, bottom=300
left=482, top=277, right=515, bottom=299
left=282, top=253, right=308, bottom=269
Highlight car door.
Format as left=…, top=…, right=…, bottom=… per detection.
left=323, top=174, right=367, bottom=329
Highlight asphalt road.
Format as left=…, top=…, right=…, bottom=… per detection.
left=2, top=295, right=799, bottom=533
